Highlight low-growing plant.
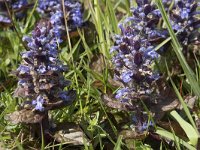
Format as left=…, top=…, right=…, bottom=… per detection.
left=1, top=0, right=200, bottom=149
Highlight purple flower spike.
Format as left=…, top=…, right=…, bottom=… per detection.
left=37, top=0, right=83, bottom=43
left=170, top=0, right=200, bottom=45
left=111, top=0, right=161, bottom=104
left=109, top=0, right=200, bottom=134
left=14, top=19, right=76, bottom=112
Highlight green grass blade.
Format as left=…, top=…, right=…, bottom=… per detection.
left=40, top=123, right=45, bottom=150
left=106, top=0, right=120, bottom=34
left=23, top=0, right=38, bottom=34
left=114, top=135, right=123, bottom=150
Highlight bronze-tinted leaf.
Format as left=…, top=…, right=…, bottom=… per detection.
left=45, top=90, right=76, bottom=110
left=69, top=30, right=79, bottom=38
left=101, top=94, right=135, bottom=111
left=161, top=99, right=179, bottom=112
left=23, top=57, right=33, bottom=65
left=0, top=78, right=16, bottom=93
left=148, top=36, right=165, bottom=43
left=13, top=87, right=29, bottom=98
left=92, top=78, right=123, bottom=93
left=120, top=130, right=148, bottom=140
left=91, top=80, right=104, bottom=92
left=39, top=83, right=55, bottom=90
left=148, top=78, right=178, bottom=120
left=44, top=70, right=55, bottom=76
left=6, top=109, right=45, bottom=124
left=0, top=21, right=12, bottom=28
left=147, top=18, right=159, bottom=28
left=177, top=95, right=197, bottom=110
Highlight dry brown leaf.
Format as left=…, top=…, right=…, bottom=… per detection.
left=53, top=122, right=90, bottom=145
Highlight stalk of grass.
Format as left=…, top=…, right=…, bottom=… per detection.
left=61, top=0, right=80, bottom=100
left=40, top=123, right=45, bottom=150
left=94, top=124, right=116, bottom=145
left=114, top=135, right=123, bottom=150
left=13, top=139, right=24, bottom=150
left=78, top=29, right=93, bottom=59
left=97, top=128, right=103, bottom=149
left=106, top=0, right=120, bottom=34
left=95, top=89, right=118, bottom=136
left=4, top=1, right=28, bottom=50
left=170, top=78, right=198, bottom=131
left=169, top=123, right=181, bottom=150
left=83, top=136, right=90, bottom=150
left=155, top=0, right=200, bottom=98
left=81, top=0, right=119, bottom=136
left=23, top=0, right=38, bottom=34
left=88, top=0, right=116, bottom=58
left=60, top=39, right=83, bottom=116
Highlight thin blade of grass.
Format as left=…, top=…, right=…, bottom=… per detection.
left=23, top=0, right=38, bottom=33
left=114, top=135, right=123, bottom=150
left=106, top=0, right=120, bottom=34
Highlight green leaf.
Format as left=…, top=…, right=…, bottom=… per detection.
left=156, top=127, right=196, bottom=150
left=170, top=110, right=199, bottom=146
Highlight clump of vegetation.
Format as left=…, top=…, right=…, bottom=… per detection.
left=109, top=0, right=200, bottom=134
left=0, top=0, right=200, bottom=149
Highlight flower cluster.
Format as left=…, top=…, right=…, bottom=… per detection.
left=0, top=2, right=11, bottom=26
left=15, top=19, right=76, bottom=111
left=0, top=0, right=28, bottom=26
left=11, top=0, right=28, bottom=10
left=110, top=0, right=164, bottom=132
left=12, top=0, right=29, bottom=19
left=110, top=0, right=200, bottom=132
left=111, top=0, right=162, bottom=105
left=0, top=14, right=11, bottom=25
left=132, top=115, right=154, bottom=132
left=170, top=0, right=200, bottom=45
left=37, top=0, right=83, bottom=42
